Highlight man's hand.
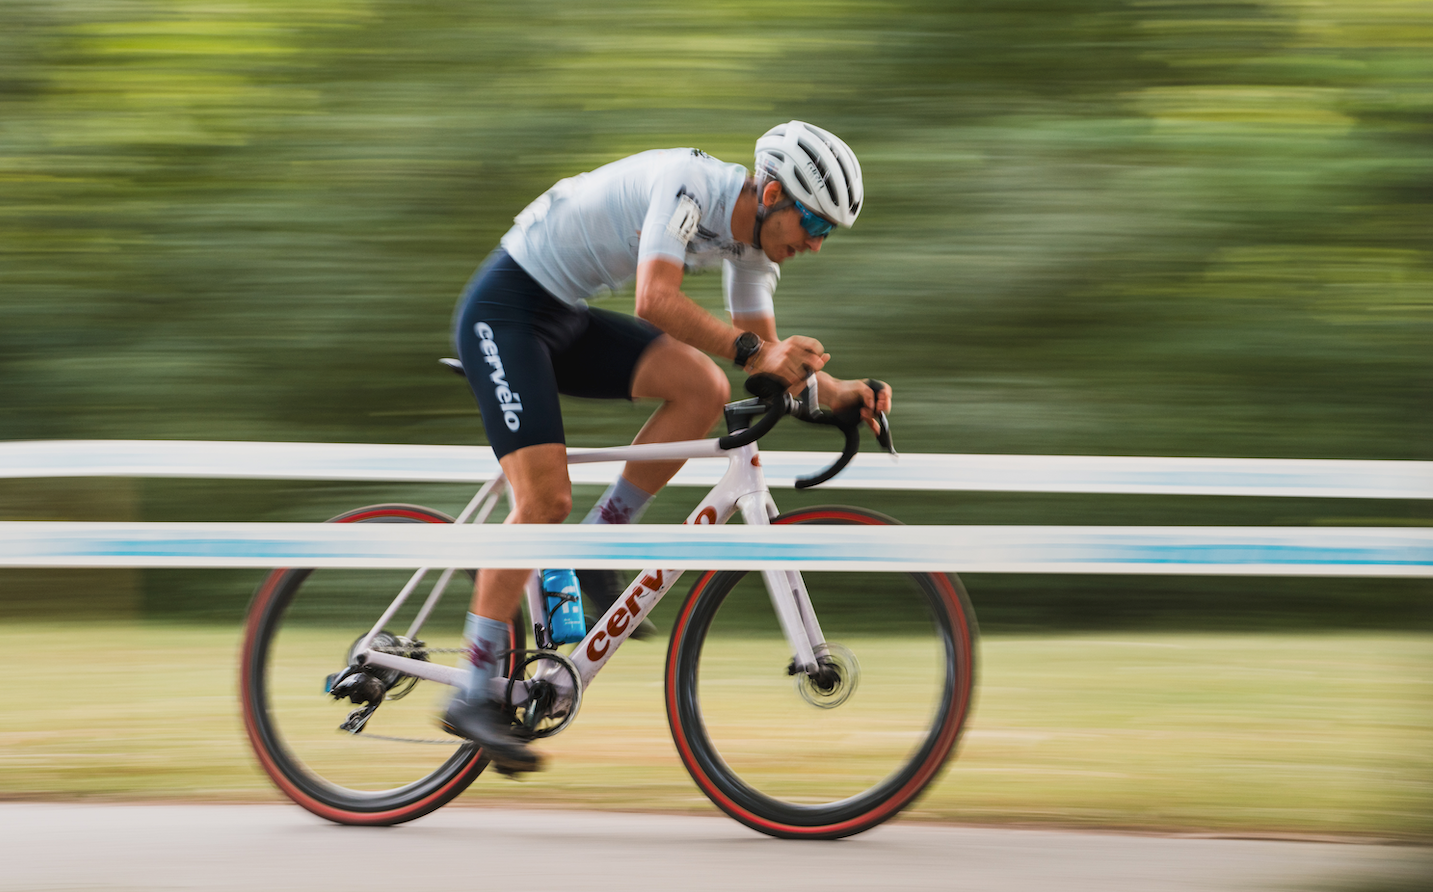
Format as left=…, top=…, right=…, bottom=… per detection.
left=819, top=374, right=893, bottom=434
left=745, top=335, right=829, bottom=384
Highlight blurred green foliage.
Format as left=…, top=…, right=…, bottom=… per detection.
left=2, top=0, right=1429, bottom=624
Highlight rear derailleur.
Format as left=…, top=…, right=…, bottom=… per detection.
left=324, top=631, right=427, bottom=734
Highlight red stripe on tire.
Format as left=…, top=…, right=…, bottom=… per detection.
left=240, top=505, right=490, bottom=824
left=665, top=509, right=974, bottom=838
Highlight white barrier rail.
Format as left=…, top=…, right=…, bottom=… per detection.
left=2, top=440, right=1430, bottom=499
left=1, top=522, right=1428, bottom=576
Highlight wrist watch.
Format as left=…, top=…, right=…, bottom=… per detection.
left=733, top=331, right=763, bottom=370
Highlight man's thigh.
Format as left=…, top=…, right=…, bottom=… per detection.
left=552, top=305, right=661, bottom=400
left=456, top=310, right=567, bottom=460
left=628, top=335, right=729, bottom=404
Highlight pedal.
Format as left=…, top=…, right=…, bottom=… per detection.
left=519, top=680, right=557, bottom=736
left=490, top=759, right=540, bottom=779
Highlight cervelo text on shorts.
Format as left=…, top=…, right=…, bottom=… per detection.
left=474, top=322, right=523, bottom=431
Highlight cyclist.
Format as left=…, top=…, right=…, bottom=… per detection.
left=445, top=121, right=892, bottom=772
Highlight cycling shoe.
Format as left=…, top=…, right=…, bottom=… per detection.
left=441, top=695, right=544, bottom=774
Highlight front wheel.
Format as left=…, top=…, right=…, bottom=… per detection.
left=240, top=504, right=523, bottom=825
left=665, top=506, right=978, bottom=839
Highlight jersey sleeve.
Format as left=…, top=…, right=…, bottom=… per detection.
left=722, top=254, right=779, bottom=317
left=637, top=175, right=706, bottom=267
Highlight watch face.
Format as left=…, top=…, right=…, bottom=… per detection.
left=735, top=332, right=760, bottom=367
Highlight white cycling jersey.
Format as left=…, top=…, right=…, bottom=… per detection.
left=500, top=148, right=780, bottom=318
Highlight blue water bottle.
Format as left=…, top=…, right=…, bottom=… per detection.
left=541, top=569, right=587, bottom=645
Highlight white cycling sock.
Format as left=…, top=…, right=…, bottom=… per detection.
left=581, top=475, right=654, bottom=525
left=461, top=612, right=511, bottom=702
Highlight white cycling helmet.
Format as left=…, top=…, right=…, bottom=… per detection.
left=754, top=120, right=864, bottom=229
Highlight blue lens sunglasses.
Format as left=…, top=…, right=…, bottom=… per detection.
left=792, top=199, right=836, bottom=239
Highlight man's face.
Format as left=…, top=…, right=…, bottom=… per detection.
left=760, top=185, right=829, bottom=264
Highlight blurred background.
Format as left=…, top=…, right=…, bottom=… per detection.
left=1, top=0, right=1430, bottom=836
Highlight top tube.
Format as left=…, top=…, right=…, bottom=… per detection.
left=565, top=439, right=727, bottom=465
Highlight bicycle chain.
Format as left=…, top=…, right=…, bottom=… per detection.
left=352, top=731, right=474, bottom=746
left=370, top=644, right=468, bottom=655
left=346, top=643, right=557, bottom=746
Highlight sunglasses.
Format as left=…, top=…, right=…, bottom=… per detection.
left=792, top=199, right=836, bottom=239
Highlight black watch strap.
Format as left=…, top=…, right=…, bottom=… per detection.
left=733, top=332, right=762, bottom=370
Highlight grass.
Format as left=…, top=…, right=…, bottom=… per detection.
left=3, top=621, right=1430, bottom=839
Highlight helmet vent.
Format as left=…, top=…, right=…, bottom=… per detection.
left=796, top=138, right=840, bottom=207
left=758, top=150, right=786, bottom=180
left=790, top=166, right=812, bottom=196
left=829, top=145, right=856, bottom=211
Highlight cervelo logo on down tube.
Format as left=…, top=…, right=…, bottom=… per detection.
left=586, top=569, right=668, bottom=662
left=474, top=322, right=522, bottom=431
left=583, top=508, right=717, bottom=660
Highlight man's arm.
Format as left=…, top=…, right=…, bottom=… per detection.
left=731, top=311, right=893, bottom=429
left=637, top=258, right=746, bottom=360
left=635, top=258, right=828, bottom=383
left=730, top=312, right=778, bottom=345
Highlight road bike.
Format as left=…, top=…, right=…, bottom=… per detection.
left=240, top=372, right=978, bottom=839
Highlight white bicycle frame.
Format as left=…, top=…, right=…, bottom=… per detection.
left=357, top=434, right=831, bottom=707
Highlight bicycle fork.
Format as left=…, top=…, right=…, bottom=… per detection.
left=736, top=493, right=829, bottom=676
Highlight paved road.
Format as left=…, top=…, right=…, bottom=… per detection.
left=1, top=804, right=1428, bottom=892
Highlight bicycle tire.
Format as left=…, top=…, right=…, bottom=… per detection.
left=240, top=503, right=523, bottom=825
left=665, top=505, right=977, bottom=839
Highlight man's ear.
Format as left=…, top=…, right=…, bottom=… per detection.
left=761, top=180, right=784, bottom=208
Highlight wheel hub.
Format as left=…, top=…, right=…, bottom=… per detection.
left=794, top=643, right=860, bottom=709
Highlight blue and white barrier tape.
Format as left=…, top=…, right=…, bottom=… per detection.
left=1, top=522, right=1428, bottom=576
left=1, top=440, right=1430, bottom=499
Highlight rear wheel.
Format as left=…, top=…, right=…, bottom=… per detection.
left=665, top=506, right=977, bottom=839
left=240, top=504, right=523, bottom=825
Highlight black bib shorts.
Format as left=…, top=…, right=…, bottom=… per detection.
left=454, top=249, right=663, bottom=460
